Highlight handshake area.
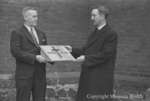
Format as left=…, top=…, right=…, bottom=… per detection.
left=40, top=45, right=75, bottom=62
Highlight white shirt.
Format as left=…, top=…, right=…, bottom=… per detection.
left=24, top=24, right=39, bottom=44
left=97, top=23, right=106, bottom=30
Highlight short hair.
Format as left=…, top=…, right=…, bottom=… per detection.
left=97, top=5, right=109, bottom=18
left=22, top=7, right=37, bottom=17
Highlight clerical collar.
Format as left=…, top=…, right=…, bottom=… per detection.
left=97, top=23, right=106, bottom=30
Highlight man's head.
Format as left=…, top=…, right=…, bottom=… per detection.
left=91, top=5, right=109, bottom=27
left=22, top=7, right=38, bottom=27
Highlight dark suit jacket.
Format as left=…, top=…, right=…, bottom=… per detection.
left=10, top=25, right=47, bottom=79
left=72, top=25, right=118, bottom=101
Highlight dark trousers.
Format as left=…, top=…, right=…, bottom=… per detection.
left=15, top=71, right=46, bottom=101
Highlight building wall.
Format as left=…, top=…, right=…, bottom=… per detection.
left=0, top=0, right=150, bottom=87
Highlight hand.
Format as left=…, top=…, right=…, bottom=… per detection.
left=75, top=55, right=85, bottom=62
left=36, top=55, right=47, bottom=63
left=65, top=45, right=72, bottom=52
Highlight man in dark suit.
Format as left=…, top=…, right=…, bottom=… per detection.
left=10, top=7, right=49, bottom=101
left=71, top=6, right=118, bottom=101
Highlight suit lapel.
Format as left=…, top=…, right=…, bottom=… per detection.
left=85, top=25, right=108, bottom=49
left=35, top=27, right=42, bottom=45
left=21, top=25, right=39, bottom=47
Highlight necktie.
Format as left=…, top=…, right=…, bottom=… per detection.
left=30, top=27, right=39, bottom=46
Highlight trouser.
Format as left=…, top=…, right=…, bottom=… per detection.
left=15, top=71, right=46, bottom=101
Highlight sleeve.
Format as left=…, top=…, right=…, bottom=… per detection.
left=71, top=47, right=85, bottom=58
left=10, top=30, right=36, bottom=64
left=84, top=32, right=118, bottom=67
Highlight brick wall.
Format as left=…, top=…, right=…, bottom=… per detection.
left=0, top=0, right=150, bottom=90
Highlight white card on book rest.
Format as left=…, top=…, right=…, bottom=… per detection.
left=40, top=45, right=75, bottom=61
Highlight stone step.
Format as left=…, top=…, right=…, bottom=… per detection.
left=0, top=72, right=150, bottom=85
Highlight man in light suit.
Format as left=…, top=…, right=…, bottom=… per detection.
left=10, top=7, right=49, bottom=101
left=71, top=5, right=118, bottom=101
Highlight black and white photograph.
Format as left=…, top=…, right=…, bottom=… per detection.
left=0, top=0, right=149, bottom=101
